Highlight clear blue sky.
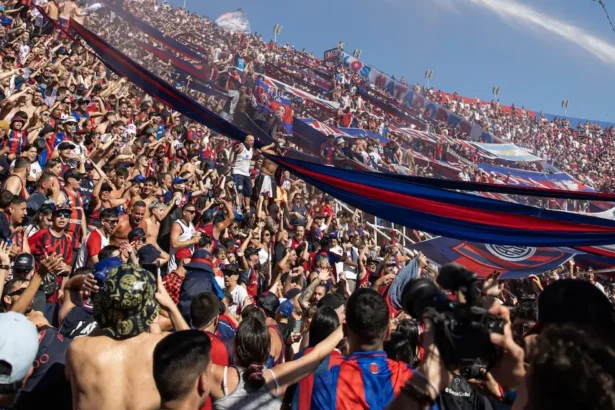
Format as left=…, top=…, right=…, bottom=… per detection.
left=169, top=0, right=615, bottom=122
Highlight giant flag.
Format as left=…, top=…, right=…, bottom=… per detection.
left=268, top=156, right=615, bottom=247
left=409, top=237, right=575, bottom=279
left=214, top=9, right=251, bottom=34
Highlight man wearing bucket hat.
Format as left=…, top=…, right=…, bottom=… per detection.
left=66, top=264, right=189, bottom=410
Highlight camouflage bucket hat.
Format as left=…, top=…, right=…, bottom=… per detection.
left=93, top=264, right=160, bottom=339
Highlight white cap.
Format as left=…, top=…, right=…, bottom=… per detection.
left=0, top=312, right=38, bottom=385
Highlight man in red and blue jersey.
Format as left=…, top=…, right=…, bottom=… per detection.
left=311, top=288, right=414, bottom=410
left=190, top=292, right=233, bottom=410
left=320, top=134, right=341, bottom=166
left=286, top=305, right=344, bottom=410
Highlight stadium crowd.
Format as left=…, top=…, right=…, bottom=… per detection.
left=0, top=1, right=614, bottom=410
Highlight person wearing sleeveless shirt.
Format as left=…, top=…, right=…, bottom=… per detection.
left=231, top=135, right=254, bottom=212
left=169, top=203, right=201, bottom=271
left=3, top=157, right=30, bottom=200
left=209, top=314, right=344, bottom=410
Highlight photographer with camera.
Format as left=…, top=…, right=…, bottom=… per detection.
left=386, top=264, right=526, bottom=410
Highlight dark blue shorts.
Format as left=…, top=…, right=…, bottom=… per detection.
left=233, top=174, right=252, bottom=197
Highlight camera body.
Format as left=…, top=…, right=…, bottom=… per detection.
left=401, top=265, right=505, bottom=368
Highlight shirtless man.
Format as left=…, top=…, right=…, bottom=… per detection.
left=109, top=168, right=129, bottom=200
left=66, top=264, right=189, bottom=410
left=129, top=177, right=158, bottom=218
left=111, top=200, right=147, bottom=244
left=144, top=198, right=179, bottom=251
left=43, top=0, right=59, bottom=21
left=253, top=143, right=286, bottom=201
left=58, top=0, right=83, bottom=29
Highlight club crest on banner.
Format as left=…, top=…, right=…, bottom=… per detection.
left=485, top=245, right=537, bottom=262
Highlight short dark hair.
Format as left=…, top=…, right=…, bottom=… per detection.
left=132, top=201, right=146, bottom=209
left=153, top=330, right=211, bottom=403
left=345, top=288, right=389, bottom=344
left=145, top=176, right=157, bottom=185
left=99, top=208, right=119, bottom=220
left=309, top=306, right=339, bottom=347
left=36, top=172, right=57, bottom=188
left=98, top=245, right=120, bottom=261
left=190, top=292, right=220, bottom=329
left=70, top=266, right=93, bottom=279
left=14, top=157, right=30, bottom=170
left=0, top=191, right=14, bottom=208
left=9, top=197, right=26, bottom=207
left=115, top=168, right=129, bottom=178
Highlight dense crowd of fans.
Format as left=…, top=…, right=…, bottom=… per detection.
left=0, top=1, right=614, bottom=410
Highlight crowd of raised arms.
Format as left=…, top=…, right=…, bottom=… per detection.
left=0, top=0, right=613, bottom=410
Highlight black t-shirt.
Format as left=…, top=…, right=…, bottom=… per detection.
left=0, top=212, right=10, bottom=242
left=59, top=305, right=96, bottom=339
left=15, top=328, right=72, bottom=410
left=274, top=241, right=287, bottom=264
left=27, top=191, right=48, bottom=217
left=436, top=375, right=491, bottom=410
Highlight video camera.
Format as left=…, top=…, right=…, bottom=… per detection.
left=401, top=264, right=505, bottom=368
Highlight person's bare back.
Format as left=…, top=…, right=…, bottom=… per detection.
left=59, top=1, right=76, bottom=20
left=67, top=330, right=166, bottom=410
left=44, top=2, right=59, bottom=20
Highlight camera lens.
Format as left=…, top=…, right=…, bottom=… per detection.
left=401, top=277, right=449, bottom=319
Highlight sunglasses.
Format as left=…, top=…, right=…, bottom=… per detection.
left=7, top=288, right=26, bottom=297
left=55, top=212, right=71, bottom=218
left=103, top=219, right=119, bottom=225
left=185, top=209, right=196, bottom=214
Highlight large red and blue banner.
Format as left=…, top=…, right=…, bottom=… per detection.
left=408, top=237, right=575, bottom=279
left=269, top=156, right=615, bottom=247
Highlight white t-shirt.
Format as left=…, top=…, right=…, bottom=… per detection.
left=75, top=229, right=109, bottom=269
left=595, top=282, right=606, bottom=294
left=228, top=285, right=248, bottom=315
left=10, top=160, right=41, bottom=180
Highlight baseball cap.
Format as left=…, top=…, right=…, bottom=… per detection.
left=93, top=264, right=160, bottom=339
left=92, top=256, right=123, bottom=285
left=137, top=244, right=162, bottom=265
left=172, top=177, right=187, bottom=185
left=13, top=253, right=35, bottom=273
left=222, top=264, right=240, bottom=276
left=0, top=312, right=39, bottom=386
left=131, top=175, right=146, bottom=184
left=525, top=279, right=615, bottom=336
left=277, top=299, right=293, bottom=318
left=58, top=141, right=75, bottom=151
left=256, top=292, right=280, bottom=316
left=62, top=116, right=77, bottom=124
